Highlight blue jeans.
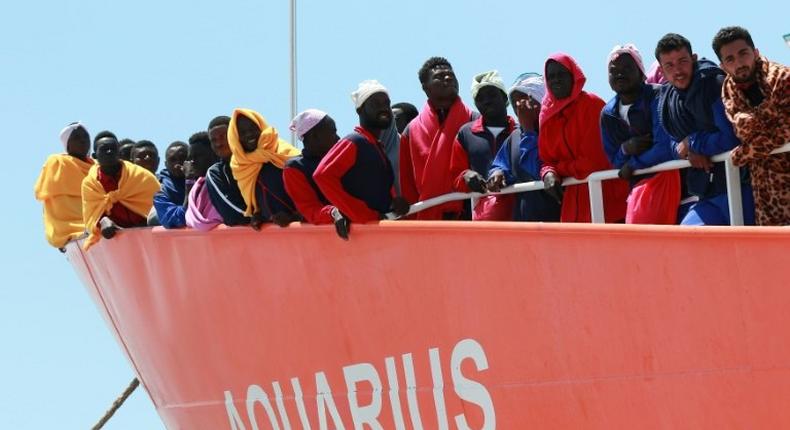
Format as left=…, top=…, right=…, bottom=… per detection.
left=680, top=185, right=755, bottom=226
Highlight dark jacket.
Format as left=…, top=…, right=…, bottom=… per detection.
left=658, top=59, right=747, bottom=198
left=601, top=83, right=675, bottom=184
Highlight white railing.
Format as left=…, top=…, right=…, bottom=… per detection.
left=400, top=142, right=790, bottom=225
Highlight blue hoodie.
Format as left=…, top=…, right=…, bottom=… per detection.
left=153, top=168, right=187, bottom=228
left=657, top=58, right=747, bottom=198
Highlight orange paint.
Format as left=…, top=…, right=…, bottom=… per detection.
left=66, top=222, right=790, bottom=429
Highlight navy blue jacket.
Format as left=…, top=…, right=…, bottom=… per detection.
left=658, top=59, right=746, bottom=198
left=206, top=160, right=295, bottom=225
left=489, top=129, right=561, bottom=222
left=601, top=83, right=675, bottom=184
left=153, top=168, right=187, bottom=228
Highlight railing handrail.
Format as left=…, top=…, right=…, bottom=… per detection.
left=400, top=142, right=790, bottom=222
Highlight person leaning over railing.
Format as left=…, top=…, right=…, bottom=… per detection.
left=601, top=44, right=680, bottom=224
left=539, top=53, right=630, bottom=223
left=448, top=70, right=517, bottom=220
left=655, top=33, right=755, bottom=226
left=487, top=73, right=561, bottom=222
left=714, top=26, right=790, bottom=226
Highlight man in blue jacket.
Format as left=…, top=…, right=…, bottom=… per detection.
left=601, top=44, right=680, bottom=224
left=151, top=141, right=189, bottom=228
left=655, top=33, right=754, bottom=225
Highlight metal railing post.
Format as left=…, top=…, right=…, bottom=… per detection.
left=724, top=157, right=744, bottom=226
left=588, top=178, right=605, bottom=223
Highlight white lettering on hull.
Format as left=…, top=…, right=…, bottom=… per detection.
left=224, top=338, right=495, bottom=430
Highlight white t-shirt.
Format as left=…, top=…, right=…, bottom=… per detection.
left=486, top=126, right=506, bottom=137
left=618, top=103, right=632, bottom=125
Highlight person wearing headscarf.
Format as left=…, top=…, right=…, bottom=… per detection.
left=34, top=122, right=95, bottom=249
left=714, top=26, right=790, bottom=226
left=448, top=70, right=517, bottom=220
left=655, top=33, right=754, bottom=225
left=539, top=53, right=630, bottom=223
left=227, top=108, right=300, bottom=230
left=81, top=131, right=160, bottom=250
left=283, top=109, right=352, bottom=239
left=487, top=73, right=561, bottom=222
left=399, top=57, right=479, bottom=220
left=313, top=80, right=410, bottom=224
left=600, top=44, right=680, bottom=224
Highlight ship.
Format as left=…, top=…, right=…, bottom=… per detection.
left=64, top=142, right=790, bottom=429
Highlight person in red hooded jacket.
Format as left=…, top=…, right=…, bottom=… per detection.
left=539, top=53, right=629, bottom=223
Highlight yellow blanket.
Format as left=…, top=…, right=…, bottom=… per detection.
left=81, top=160, right=161, bottom=250
left=228, top=108, right=300, bottom=216
left=34, top=154, right=94, bottom=248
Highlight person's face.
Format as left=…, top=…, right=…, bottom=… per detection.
left=658, top=48, right=697, bottom=90
left=608, top=54, right=644, bottom=95
left=208, top=125, right=231, bottom=159
left=304, top=116, right=339, bottom=157
left=422, top=66, right=459, bottom=101
left=66, top=127, right=90, bottom=158
left=392, top=108, right=410, bottom=134
left=119, top=143, right=135, bottom=161
left=474, top=86, right=508, bottom=120
left=719, top=39, right=759, bottom=84
left=359, top=92, right=393, bottom=130
left=185, top=144, right=217, bottom=179
left=132, top=146, right=159, bottom=173
left=546, top=60, right=574, bottom=100
left=93, top=138, right=121, bottom=168
left=511, top=92, right=541, bottom=124
left=236, top=115, right=261, bottom=153
left=165, top=145, right=188, bottom=179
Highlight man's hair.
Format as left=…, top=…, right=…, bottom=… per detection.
left=392, top=102, right=419, bottom=120
left=418, top=57, right=453, bottom=84
left=93, top=130, right=117, bottom=144
left=712, top=26, right=755, bottom=60
left=133, top=140, right=159, bottom=154
left=166, top=140, right=188, bottom=152
left=118, top=138, right=135, bottom=146
left=208, top=115, right=231, bottom=130
left=655, top=33, right=693, bottom=60
left=188, top=131, right=211, bottom=147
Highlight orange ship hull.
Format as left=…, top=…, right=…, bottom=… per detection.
left=66, top=222, right=790, bottom=429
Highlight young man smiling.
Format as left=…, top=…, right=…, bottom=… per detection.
left=313, top=80, right=410, bottom=224
left=714, top=26, right=790, bottom=226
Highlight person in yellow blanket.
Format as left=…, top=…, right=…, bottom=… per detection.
left=81, top=131, right=160, bottom=250
left=34, top=122, right=95, bottom=250
left=227, top=108, right=300, bottom=230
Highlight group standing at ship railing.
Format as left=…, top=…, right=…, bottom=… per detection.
left=34, top=26, right=790, bottom=250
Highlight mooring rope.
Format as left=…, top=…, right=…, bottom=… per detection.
left=92, top=377, right=139, bottom=430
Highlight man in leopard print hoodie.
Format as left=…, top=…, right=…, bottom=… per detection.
left=714, top=26, right=790, bottom=226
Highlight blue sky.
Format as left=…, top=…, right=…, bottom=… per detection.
left=2, top=1, right=787, bottom=428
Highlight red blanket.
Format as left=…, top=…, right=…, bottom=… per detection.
left=399, top=98, right=474, bottom=219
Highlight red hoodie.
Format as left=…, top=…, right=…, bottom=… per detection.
left=538, top=53, right=629, bottom=223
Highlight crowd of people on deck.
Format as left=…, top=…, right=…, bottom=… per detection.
left=34, top=27, right=790, bottom=250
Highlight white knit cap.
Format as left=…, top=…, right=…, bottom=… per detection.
left=351, top=80, right=389, bottom=109
left=289, top=109, right=328, bottom=141
left=471, top=70, right=508, bottom=104
left=59, top=121, right=87, bottom=150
